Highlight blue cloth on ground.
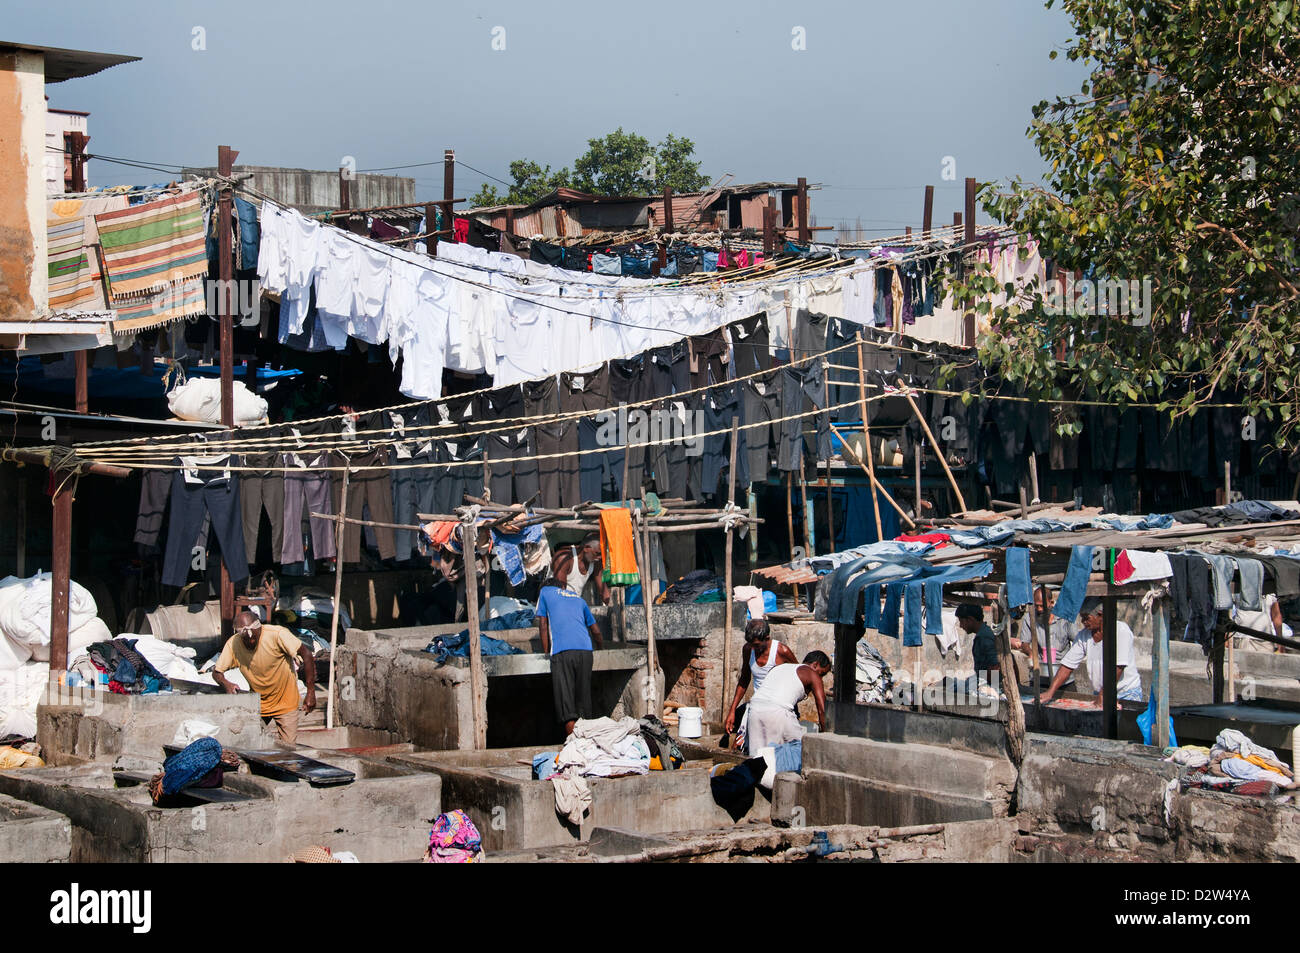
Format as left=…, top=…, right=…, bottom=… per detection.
left=161, top=736, right=223, bottom=796
left=1053, top=545, right=1095, bottom=623
left=1006, top=547, right=1032, bottom=608
left=486, top=610, right=534, bottom=630
left=532, top=751, right=560, bottom=780
left=424, top=632, right=524, bottom=664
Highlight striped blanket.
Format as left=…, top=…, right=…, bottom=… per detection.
left=95, top=191, right=209, bottom=332
left=46, top=195, right=128, bottom=312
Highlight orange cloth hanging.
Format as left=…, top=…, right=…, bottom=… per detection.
left=599, top=508, right=640, bottom=586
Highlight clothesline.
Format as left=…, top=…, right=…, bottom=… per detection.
left=76, top=390, right=884, bottom=472
left=76, top=336, right=867, bottom=456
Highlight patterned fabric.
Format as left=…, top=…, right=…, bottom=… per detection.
left=423, top=809, right=484, bottom=863
left=96, top=191, right=209, bottom=332
left=285, top=845, right=340, bottom=863
left=46, top=195, right=128, bottom=311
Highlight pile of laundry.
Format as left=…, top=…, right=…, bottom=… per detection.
left=855, top=639, right=895, bottom=704
left=709, top=739, right=802, bottom=821
left=423, top=631, right=524, bottom=665
left=1167, top=729, right=1297, bottom=797
left=77, top=638, right=172, bottom=695
left=147, top=736, right=240, bottom=805
left=0, top=573, right=114, bottom=737
left=423, top=809, right=484, bottom=863
left=537, top=717, right=652, bottom=825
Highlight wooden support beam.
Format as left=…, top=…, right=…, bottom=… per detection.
left=217, top=144, right=238, bottom=642
left=827, top=422, right=915, bottom=530
left=796, top=177, right=810, bottom=244
left=1103, top=593, right=1118, bottom=740
left=326, top=460, right=348, bottom=730
left=721, top=417, right=738, bottom=726
left=895, top=378, right=967, bottom=514
left=922, top=185, right=934, bottom=236
left=855, top=333, right=884, bottom=540
left=1152, top=596, right=1170, bottom=748
left=461, top=520, right=488, bottom=749
left=50, top=478, right=72, bottom=674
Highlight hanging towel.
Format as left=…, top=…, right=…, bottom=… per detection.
left=598, top=507, right=640, bottom=586
left=1052, top=545, right=1095, bottom=623
left=96, top=191, right=209, bottom=332
left=1113, top=549, right=1173, bottom=584
left=1005, top=547, right=1032, bottom=607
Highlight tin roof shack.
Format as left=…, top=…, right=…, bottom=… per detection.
left=467, top=182, right=813, bottom=241
left=180, top=165, right=416, bottom=217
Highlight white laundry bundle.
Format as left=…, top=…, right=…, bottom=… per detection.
left=167, top=377, right=267, bottom=425
left=0, top=573, right=98, bottom=658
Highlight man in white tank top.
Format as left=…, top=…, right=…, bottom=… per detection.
left=550, top=533, right=611, bottom=605
left=746, top=650, right=832, bottom=752
left=725, top=619, right=799, bottom=752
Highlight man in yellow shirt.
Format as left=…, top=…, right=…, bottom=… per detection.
left=213, top=610, right=316, bottom=744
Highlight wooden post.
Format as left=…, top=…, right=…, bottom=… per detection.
left=326, top=460, right=349, bottom=730
left=461, top=520, right=488, bottom=749
left=16, top=471, right=26, bottom=578
left=828, top=422, right=916, bottom=529
left=747, top=485, right=759, bottom=573
left=996, top=585, right=1025, bottom=766
left=481, top=452, right=492, bottom=608
left=50, top=475, right=73, bottom=674
left=922, top=185, right=934, bottom=236
left=785, top=473, right=800, bottom=603
left=721, top=417, right=738, bottom=725
left=217, top=144, right=238, bottom=640
left=799, top=471, right=814, bottom=556
left=443, top=148, right=455, bottom=246
left=637, top=508, right=660, bottom=714
left=1212, top=614, right=1226, bottom=704
left=953, top=212, right=962, bottom=229
left=1102, top=592, right=1118, bottom=740
left=855, top=333, right=884, bottom=540
left=1027, top=580, right=1042, bottom=708
left=1019, top=486, right=1029, bottom=520
left=762, top=204, right=775, bottom=258
left=425, top=202, right=438, bottom=259
left=659, top=187, right=673, bottom=273
left=74, top=352, right=88, bottom=414
left=796, top=176, right=810, bottom=244
left=1153, top=596, right=1170, bottom=748
left=896, top=379, right=968, bottom=514
left=1028, top=450, right=1040, bottom=504
left=914, top=444, right=923, bottom=523
left=963, top=178, right=977, bottom=348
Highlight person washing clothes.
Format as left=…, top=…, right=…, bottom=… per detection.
left=550, top=533, right=611, bottom=605
left=1040, top=597, right=1143, bottom=705
left=1009, top=587, right=1075, bottom=690
left=536, top=580, right=604, bottom=737
left=955, top=603, right=1001, bottom=686
left=212, top=610, right=316, bottom=744
left=745, top=651, right=831, bottom=751
left=724, top=619, right=799, bottom=752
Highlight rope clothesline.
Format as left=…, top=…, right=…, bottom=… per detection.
left=76, top=391, right=887, bottom=474
left=76, top=336, right=868, bottom=457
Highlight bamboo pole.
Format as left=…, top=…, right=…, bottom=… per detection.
left=636, top=507, right=660, bottom=713
left=326, top=460, right=349, bottom=730
left=785, top=472, right=800, bottom=603
left=855, top=333, right=885, bottom=540
left=721, top=417, right=739, bottom=726
left=894, top=378, right=967, bottom=514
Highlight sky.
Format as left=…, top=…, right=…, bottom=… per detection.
left=17, top=0, right=1091, bottom=238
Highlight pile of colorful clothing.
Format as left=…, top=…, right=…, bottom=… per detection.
left=83, top=638, right=171, bottom=694
left=1166, top=729, right=1296, bottom=797
left=423, top=810, right=484, bottom=863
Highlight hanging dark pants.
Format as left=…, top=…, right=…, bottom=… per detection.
left=162, top=470, right=249, bottom=589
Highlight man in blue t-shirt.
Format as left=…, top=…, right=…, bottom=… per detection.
left=536, top=583, right=604, bottom=736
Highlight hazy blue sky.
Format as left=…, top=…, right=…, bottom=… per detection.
left=19, top=0, right=1089, bottom=236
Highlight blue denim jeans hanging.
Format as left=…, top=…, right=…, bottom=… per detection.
left=1052, top=545, right=1095, bottom=623
left=1005, top=547, right=1032, bottom=608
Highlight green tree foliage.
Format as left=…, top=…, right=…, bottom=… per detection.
left=470, top=129, right=709, bottom=207
left=944, top=0, right=1300, bottom=439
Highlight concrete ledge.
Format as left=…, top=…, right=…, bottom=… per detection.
left=830, top=700, right=1010, bottom=759
left=0, top=791, right=71, bottom=862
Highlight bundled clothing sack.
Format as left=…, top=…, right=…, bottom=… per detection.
left=424, top=810, right=484, bottom=863
left=167, top=377, right=268, bottom=425
left=150, top=736, right=225, bottom=802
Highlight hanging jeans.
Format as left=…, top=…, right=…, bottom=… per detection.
left=1052, top=546, right=1095, bottom=624
left=163, top=470, right=249, bottom=588
left=282, top=459, right=336, bottom=565
left=1005, top=548, right=1032, bottom=608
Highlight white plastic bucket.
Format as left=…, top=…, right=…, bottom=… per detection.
left=678, top=707, right=703, bottom=738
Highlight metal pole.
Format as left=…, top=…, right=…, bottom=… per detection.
left=796, top=177, right=810, bottom=244
left=326, top=459, right=348, bottom=730
left=855, top=333, right=884, bottom=540
left=443, top=148, right=455, bottom=251
left=922, top=185, right=934, bottom=236
left=461, top=520, right=487, bottom=749
left=50, top=475, right=72, bottom=674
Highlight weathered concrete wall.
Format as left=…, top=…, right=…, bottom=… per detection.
left=0, top=50, right=45, bottom=322
left=0, top=791, right=70, bottom=862
left=390, top=746, right=768, bottom=851
left=37, top=689, right=275, bottom=767
left=336, top=627, right=658, bottom=749
left=789, top=732, right=1016, bottom=829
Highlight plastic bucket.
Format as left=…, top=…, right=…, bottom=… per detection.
left=678, top=707, right=703, bottom=738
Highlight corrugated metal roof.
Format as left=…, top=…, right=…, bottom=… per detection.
left=0, top=41, right=140, bottom=82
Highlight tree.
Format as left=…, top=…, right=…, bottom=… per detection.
left=469, top=159, right=572, bottom=208
left=945, top=0, right=1300, bottom=441
left=571, top=128, right=709, bottom=196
